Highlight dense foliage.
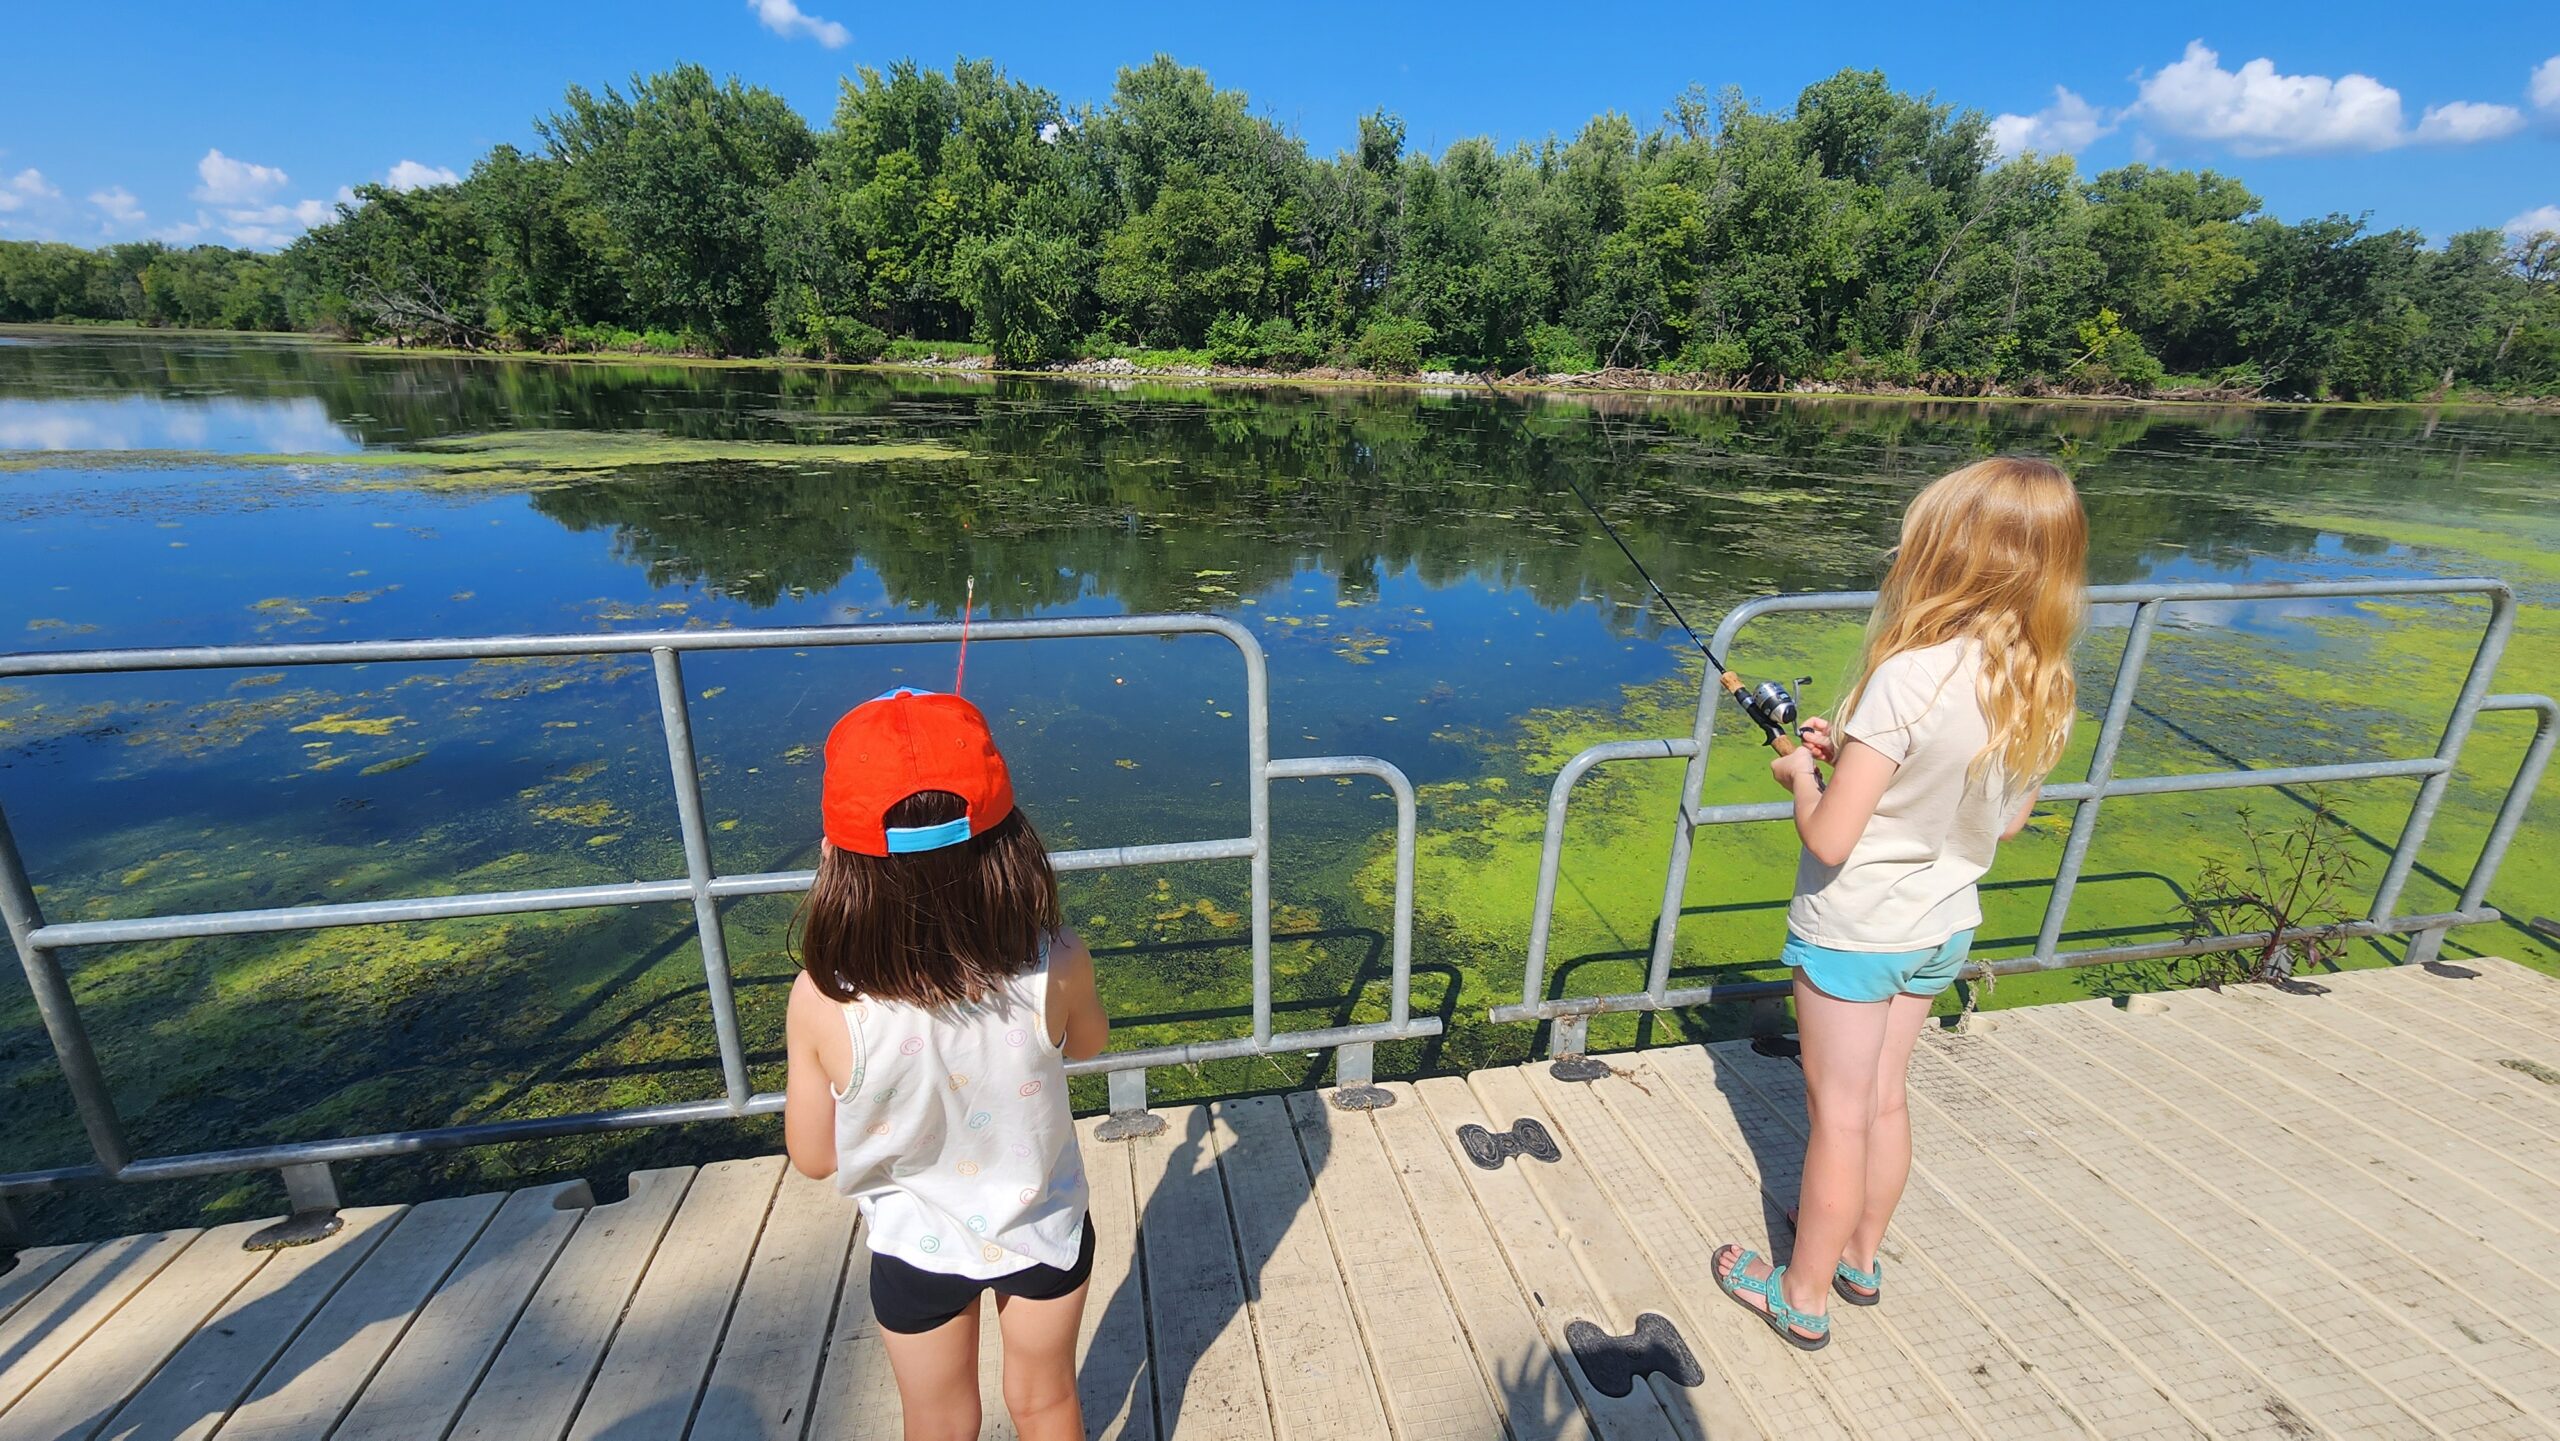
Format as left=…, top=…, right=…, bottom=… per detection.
left=5, top=58, right=2556, bottom=398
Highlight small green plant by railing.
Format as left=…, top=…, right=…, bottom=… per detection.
left=2169, top=803, right=2368, bottom=988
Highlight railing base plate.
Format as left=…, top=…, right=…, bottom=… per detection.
left=1094, top=1109, right=1167, bottom=1142
left=246, top=1208, right=343, bottom=1251
left=1328, top=1085, right=1395, bottom=1111
left=1548, top=1055, right=1610, bottom=1083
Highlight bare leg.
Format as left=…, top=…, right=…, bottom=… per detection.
left=1783, top=971, right=1893, bottom=1319
left=1843, top=990, right=1936, bottom=1286
left=995, top=1279, right=1091, bottom=1441
left=878, top=1295, right=984, bottom=1441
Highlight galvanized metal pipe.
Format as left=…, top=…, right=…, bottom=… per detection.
left=2034, top=601, right=2161, bottom=964
left=0, top=613, right=1269, bottom=677
left=0, top=804, right=129, bottom=1173
left=652, top=649, right=751, bottom=1111
left=1268, top=755, right=1418, bottom=1027
left=2369, top=584, right=2516, bottom=926
left=2412, top=694, right=2558, bottom=965
left=1518, top=740, right=1697, bottom=1027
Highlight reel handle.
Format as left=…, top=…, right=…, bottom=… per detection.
left=1717, top=670, right=1800, bottom=753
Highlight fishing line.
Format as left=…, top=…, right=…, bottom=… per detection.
left=1504, top=386, right=1803, bottom=753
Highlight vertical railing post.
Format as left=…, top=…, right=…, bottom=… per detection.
left=2410, top=694, right=2557, bottom=965
left=1246, top=638, right=1273, bottom=1050
left=2033, top=601, right=2162, bottom=965
left=0, top=801, right=130, bottom=1173
left=651, top=649, right=752, bottom=1112
left=1639, top=663, right=1729, bottom=1010
left=2369, top=586, right=2515, bottom=950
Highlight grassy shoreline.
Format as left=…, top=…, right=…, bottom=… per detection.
left=8, top=322, right=2555, bottom=413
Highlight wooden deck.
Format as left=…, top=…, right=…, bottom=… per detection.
left=7, top=957, right=2560, bottom=1439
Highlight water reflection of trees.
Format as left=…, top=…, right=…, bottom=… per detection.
left=12, top=337, right=2553, bottom=623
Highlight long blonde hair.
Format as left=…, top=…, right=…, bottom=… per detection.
left=1841, top=457, right=2088, bottom=785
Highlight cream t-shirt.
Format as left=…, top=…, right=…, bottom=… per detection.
left=1787, top=638, right=2028, bottom=952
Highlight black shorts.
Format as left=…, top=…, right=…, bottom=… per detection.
left=869, top=1218, right=1096, bottom=1335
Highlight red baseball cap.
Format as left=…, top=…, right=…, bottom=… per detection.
left=821, top=688, right=1017, bottom=857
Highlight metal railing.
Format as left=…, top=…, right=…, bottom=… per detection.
left=1496, top=578, right=2556, bottom=1054
left=0, top=614, right=1434, bottom=1210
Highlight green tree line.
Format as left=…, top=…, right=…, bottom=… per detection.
left=5, top=57, right=2557, bottom=398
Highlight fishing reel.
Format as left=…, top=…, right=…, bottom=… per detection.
left=1723, top=673, right=1812, bottom=753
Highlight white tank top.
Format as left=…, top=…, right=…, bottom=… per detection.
left=831, top=937, right=1088, bottom=1278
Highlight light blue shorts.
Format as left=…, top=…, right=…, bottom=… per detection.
left=1782, top=929, right=1976, bottom=1004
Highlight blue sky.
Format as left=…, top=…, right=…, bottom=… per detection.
left=2, top=1, right=2554, bottom=250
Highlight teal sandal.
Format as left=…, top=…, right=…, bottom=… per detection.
left=1832, top=1256, right=1882, bottom=1307
left=1713, top=1246, right=1831, bottom=1351
left=1781, top=1207, right=1882, bottom=1305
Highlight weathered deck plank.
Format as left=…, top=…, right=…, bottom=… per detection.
left=331, top=1179, right=588, bottom=1441
left=1935, top=1012, right=2542, bottom=1437
left=1552, top=1051, right=2081, bottom=1440
left=561, top=1155, right=781, bottom=1441
left=688, top=1169, right=862, bottom=1440
left=96, top=1206, right=403, bottom=1441
left=445, top=1168, right=692, bottom=1441
left=1902, top=1036, right=2430, bottom=1437
left=0, top=1229, right=197, bottom=1415
left=1410, top=1072, right=1680, bottom=1440
left=1366, top=1081, right=1594, bottom=1441
left=1209, top=1095, right=1391, bottom=1441
left=1284, top=1090, right=1508, bottom=1441
left=1518, top=1061, right=1876, bottom=1439
left=2323, top=964, right=2560, bottom=1086
left=212, top=1193, right=501, bottom=1441
left=1075, top=1114, right=1156, bottom=1441
left=2149, top=991, right=2560, bottom=1242
left=2213, top=982, right=2560, bottom=1163
left=1133, top=1102, right=1271, bottom=1441
left=0, top=1245, right=93, bottom=1329
left=0, top=1220, right=270, bottom=1441
left=2011, top=1003, right=2560, bottom=1431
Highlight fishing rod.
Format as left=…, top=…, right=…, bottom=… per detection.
left=1541, top=439, right=1808, bottom=756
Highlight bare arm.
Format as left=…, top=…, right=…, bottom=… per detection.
left=1046, top=930, right=1109, bottom=1061
left=783, top=972, right=847, bottom=1181
left=2002, top=786, right=2040, bottom=840
left=1771, top=718, right=1898, bottom=868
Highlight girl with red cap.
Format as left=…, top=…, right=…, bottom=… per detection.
left=783, top=687, right=1109, bottom=1441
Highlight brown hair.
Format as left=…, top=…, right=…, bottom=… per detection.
left=792, top=790, right=1063, bottom=1008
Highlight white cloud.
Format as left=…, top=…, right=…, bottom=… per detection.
left=2134, top=41, right=2531, bottom=155
left=88, top=186, right=145, bottom=225
left=1989, top=87, right=2112, bottom=159
left=384, top=159, right=460, bottom=191
left=2412, top=101, right=2525, bottom=145
left=2533, top=57, right=2560, bottom=115
left=2507, top=205, right=2560, bottom=243
left=0, top=168, right=62, bottom=213
left=213, top=195, right=340, bottom=248
left=2136, top=41, right=2406, bottom=154
left=748, top=0, right=848, bottom=47
left=193, top=148, right=290, bottom=204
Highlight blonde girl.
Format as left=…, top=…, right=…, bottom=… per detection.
left=1714, top=457, right=2087, bottom=1349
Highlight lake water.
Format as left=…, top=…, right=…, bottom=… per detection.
left=4, top=328, right=2556, bottom=1237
